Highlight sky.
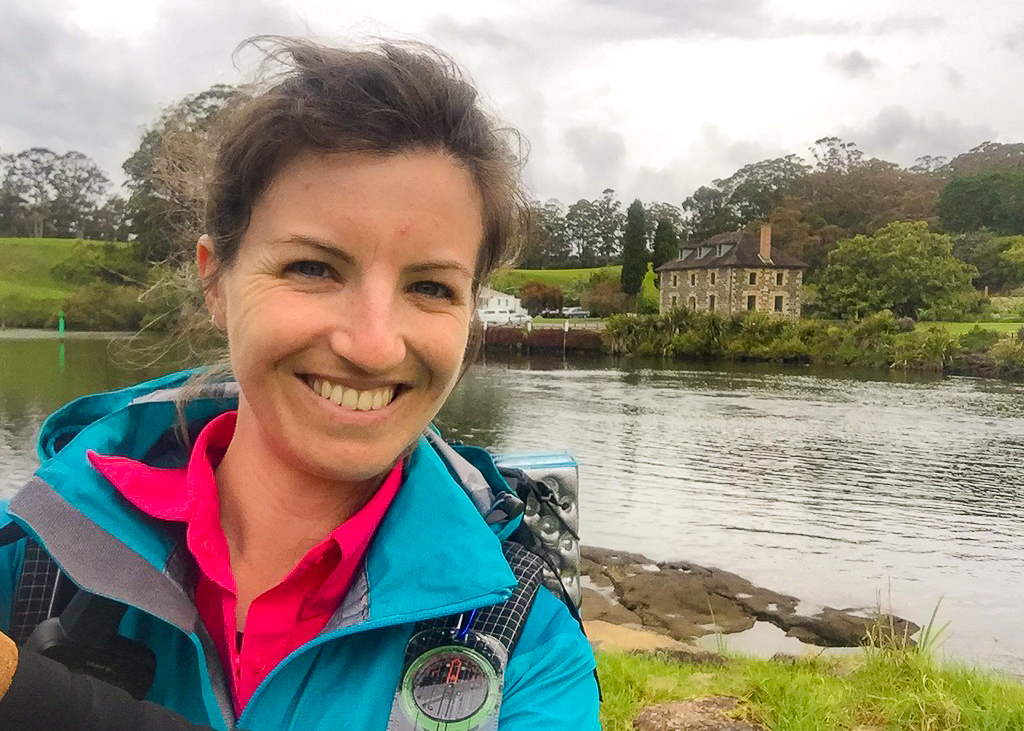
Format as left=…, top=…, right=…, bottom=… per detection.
left=3, top=0, right=1024, bottom=207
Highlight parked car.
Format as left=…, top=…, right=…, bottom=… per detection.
left=561, top=306, right=591, bottom=318
left=477, top=308, right=532, bottom=325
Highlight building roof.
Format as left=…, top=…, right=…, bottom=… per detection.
left=656, top=231, right=807, bottom=272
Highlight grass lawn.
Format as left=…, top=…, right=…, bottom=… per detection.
left=489, top=265, right=659, bottom=302
left=926, top=321, right=1024, bottom=336
left=0, top=237, right=82, bottom=301
left=598, top=648, right=1024, bottom=731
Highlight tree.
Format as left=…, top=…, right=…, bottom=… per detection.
left=564, top=198, right=599, bottom=266
left=517, top=280, right=563, bottom=315
left=952, top=230, right=1024, bottom=292
left=644, top=202, right=683, bottom=245
left=520, top=200, right=570, bottom=268
left=938, top=170, right=1024, bottom=235
left=0, top=148, right=110, bottom=237
left=620, top=199, right=647, bottom=296
left=943, top=141, right=1024, bottom=176
left=592, top=188, right=624, bottom=264
left=818, top=221, right=978, bottom=319
left=681, top=185, right=740, bottom=243
left=651, top=217, right=679, bottom=272
left=123, top=84, right=241, bottom=262
left=1000, top=236, right=1024, bottom=278
left=49, top=151, right=111, bottom=237
left=3, top=147, right=59, bottom=237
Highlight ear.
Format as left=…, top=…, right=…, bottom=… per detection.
left=197, top=235, right=226, bottom=328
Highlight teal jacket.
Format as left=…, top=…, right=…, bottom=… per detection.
left=0, top=371, right=599, bottom=730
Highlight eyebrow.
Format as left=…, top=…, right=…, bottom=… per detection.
left=276, top=235, right=355, bottom=264
left=277, top=234, right=473, bottom=278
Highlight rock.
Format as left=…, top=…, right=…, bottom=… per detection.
left=582, top=586, right=643, bottom=625
left=580, top=546, right=920, bottom=651
left=633, top=697, right=765, bottom=731
left=782, top=608, right=920, bottom=648
left=585, top=620, right=690, bottom=652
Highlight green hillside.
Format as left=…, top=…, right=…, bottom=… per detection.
left=0, top=237, right=116, bottom=327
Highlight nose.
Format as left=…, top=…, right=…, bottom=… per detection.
left=327, top=287, right=407, bottom=374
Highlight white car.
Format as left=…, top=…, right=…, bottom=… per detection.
left=477, top=308, right=532, bottom=326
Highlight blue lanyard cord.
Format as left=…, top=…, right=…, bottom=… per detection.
left=454, top=608, right=478, bottom=641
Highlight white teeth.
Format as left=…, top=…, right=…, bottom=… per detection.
left=309, top=378, right=395, bottom=411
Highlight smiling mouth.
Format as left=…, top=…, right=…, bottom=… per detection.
left=304, top=377, right=399, bottom=411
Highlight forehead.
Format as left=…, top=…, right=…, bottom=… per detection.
left=246, top=150, right=485, bottom=253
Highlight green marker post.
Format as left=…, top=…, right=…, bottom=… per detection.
left=57, top=310, right=65, bottom=336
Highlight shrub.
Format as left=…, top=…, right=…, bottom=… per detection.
left=517, top=280, right=563, bottom=316
left=988, top=337, right=1024, bottom=374
left=0, top=294, right=61, bottom=328
left=581, top=273, right=632, bottom=317
left=959, top=326, right=1002, bottom=353
left=50, top=240, right=148, bottom=286
left=61, top=283, right=146, bottom=331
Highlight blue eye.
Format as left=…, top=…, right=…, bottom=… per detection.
left=411, top=281, right=455, bottom=299
left=287, top=261, right=330, bottom=278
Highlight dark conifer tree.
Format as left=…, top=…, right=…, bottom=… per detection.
left=620, top=199, right=647, bottom=296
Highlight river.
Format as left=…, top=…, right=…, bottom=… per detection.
left=3, top=332, right=1024, bottom=676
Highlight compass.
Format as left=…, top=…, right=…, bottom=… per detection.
left=399, top=645, right=500, bottom=731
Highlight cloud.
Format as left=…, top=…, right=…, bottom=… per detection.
left=1005, top=23, right=1024, bottom=53
left=564, top=125, right=627, bottom=187
left=841, top=105, right=994, bottom=165
left=0, top=4, right=152, bottom=166
left=869, top=15, right=945, bottom=35
left=942, top=65, right=964, bottom=88
left=0, top=0, right=303, bottom=187
left=825, top=50, right=880, bottom=79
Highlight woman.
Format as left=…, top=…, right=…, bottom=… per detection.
left=0, top=38, right=599, bottom=730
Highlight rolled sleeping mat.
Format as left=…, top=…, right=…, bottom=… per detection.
left=0, top=631, right=229, bottom=731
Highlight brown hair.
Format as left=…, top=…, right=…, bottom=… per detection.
left=205, top=36, right=526, bottom=289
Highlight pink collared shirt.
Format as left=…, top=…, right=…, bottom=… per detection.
left=88, top=411, right=403, bottom=715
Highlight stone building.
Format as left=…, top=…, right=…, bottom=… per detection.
left=656, top=225, right=807, bottom=316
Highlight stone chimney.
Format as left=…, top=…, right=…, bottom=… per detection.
left=759, top=224, right=772, bottom=263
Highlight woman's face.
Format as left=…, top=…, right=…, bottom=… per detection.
left=199, top=150, right=483, bottom=486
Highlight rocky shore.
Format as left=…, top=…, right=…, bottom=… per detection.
left=580, top=546, right=919, bottom=652
left=582, top=547, right=923, bottom=729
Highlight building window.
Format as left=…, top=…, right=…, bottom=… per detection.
left=747, top=295, right=756, bottom=311
left=689, top=296, right=696, bottom=310
left=672, top=274, right=678, bottom=287
left=776, top=271, right=784, bottom=286
left=709, top=294, right=716, bottom=311
left=710, top=271, right=717, bottom=285
left=690, top=273, right=696, bottom=286
left=774, top=295, right=784, bottom=312
left=671, top=295, right=678, bottom=307
left=749, top=272, right=757, bottom=285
